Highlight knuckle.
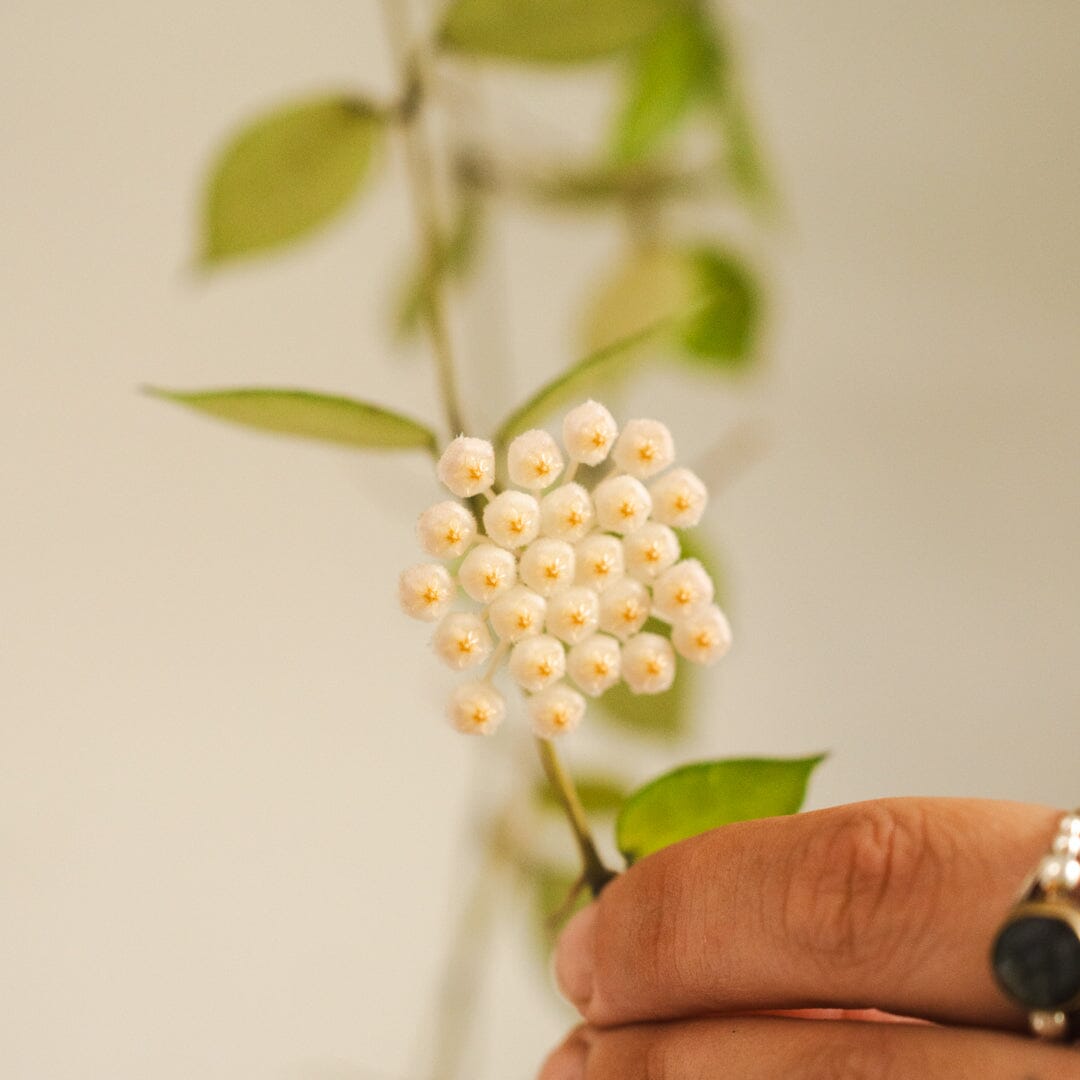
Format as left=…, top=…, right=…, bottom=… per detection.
left=779, top=801, right=944, bottom=977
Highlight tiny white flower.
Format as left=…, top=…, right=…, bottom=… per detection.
left=509, top=634, right=566, bottom=692
left=436, top=435, right=495, bottom=498
left=623, top=522, right=681, bottom=582
left=672, top=604, right=733, bottom=665
left=598, top=577, right=651, bottom=640
left=488, top=586, right=547, bottom=643
left=482, top=490, right=541, bottom=549
left=574, top=533, right=625, bottom=592
left=528, top=682, right=587, bottom=738
left=546, top=586, right=600, bottom=645
left=621, top=632, right=677, bottom=695
left=432, top=613, right=493, bottom=671
left=519, top=538, right=576, bottom=597
left=566, top=634, right=621, bottom=697
left=398, top=563, right=456, bottom=622
left=507, top=429, right=564, bottom=490
left=613, top=418, right=675, bottom=479
left=649, top=467, right=708, bottom=529
left=458, top=543, right=517, bottom=603
left=652, top=559, right=715, bottom=623
left=539, top=482, right=594, bottom=543
left=562, top=399, right=618, bottom=466
left=416, top=500, right=477, bottom=559
left=447, top=681, right=506, bottom=735
left=592, top=473, right=652, bottom=534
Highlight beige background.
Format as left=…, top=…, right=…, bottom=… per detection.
left=3, top=2, right=1079, bottom=1078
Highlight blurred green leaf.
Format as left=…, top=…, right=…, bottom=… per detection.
left=145, top=387, right=437, bottom=452
left=616, top=755, right=826, bottom=863
left=439, top=0, right=670, bottom=64
left=595, top=672, right=693, bottom=740
left=201, top=95, right=385, bottom=264
left=717, top=84, right=774, bottom=209
left=533, top=773, right=629, bottom=816
left=680, top=248, right=760, bottom=367
left=529, top=865, right=589, bottom=952
left=611, top=7, right=720, bottom=164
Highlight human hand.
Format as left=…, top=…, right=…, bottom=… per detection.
left=540, top=798, right=1080, bottom=1078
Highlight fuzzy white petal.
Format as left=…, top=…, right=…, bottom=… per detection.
left=507, top=429, right=565, bottom=490
left=416, top=500, right=477, bottom=559
left=447, top=681, right=505, bottom=735
left=649, top=467, right=708, bottom=529
left=574, top=534, right=625, bottom=593
left=528, top=683, right=587, bottom=738
left=621, top=632, right=677, bottom=695
left=671, top=605, right=733, bottom=665
left=432, top=613, right=493, bottom=671
left=597, top=577, right=651, bottom=640
left=546, top=586, right=601, bottom=645
left=458, top=543, right=517, bottom=603
left=398, top=563, right=456, bottom=621
left=652, top=559, right=715, bottom=623
left=612, top=418, right=676, bottom=478
left=566, top=634, right=621, bottom=697
left=539, top=483, right=595, bottom=543
left=509, top=634, right=567, bottom=693
left=592, top=473, right=653, bottom=534
left=519, top=538, right=576, bottom=597
left=488, top=586, right=547, bottom=643
left=562, top=400, right=618, bottom=466
left=482, top=490, right=541, bottom=549
left=623, top=522, right=681, bottom=582
left=436, top=436, right=495, bottom=498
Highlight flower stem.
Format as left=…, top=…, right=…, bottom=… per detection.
left=535, top=737, right=618, bottom=897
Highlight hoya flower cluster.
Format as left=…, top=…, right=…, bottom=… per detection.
left=398, top=401, right=731, bottom=738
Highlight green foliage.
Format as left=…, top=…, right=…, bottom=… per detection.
left=145, top=387, right=437, bottom=453
left=616, top=755, right=826, bottom=863
left=596, top=673, right=693, bottom=740
left=529, top=865, right=589, bottom=952
left=201, top=95, right=385, bottom=264
left=681, top=248, right=761, bottom=367
left=533, top=773, right=629, bottom=816
left=439, top=0, right=671, bottom=64
left=611, top=6, right=721, bottom=164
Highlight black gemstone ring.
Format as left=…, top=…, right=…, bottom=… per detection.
left=991, top=810, right=1080, bottom=1042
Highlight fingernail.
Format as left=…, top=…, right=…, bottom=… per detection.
left=538, top=1031, right=590, bottom=1080
left=554, top=903, right=597, bottom=1010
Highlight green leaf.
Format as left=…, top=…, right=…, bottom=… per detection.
left=145, top=387, right=437, bottom=453
left=595, top=672, right=693, bottom=740
left=440, top=0, right=671, bottom=64
left=201, top=95, right=385, bottom=264
left=611, top=7, right=721, bottom=164
left=717, top=84, right=774, bottom=209
left=529, top=865, right=589, bottom=952
left=680, top=248, right=761, bottom=367
left=533, top=773, right=629, bottom=816
left=616, top=755, right=826, bottom=863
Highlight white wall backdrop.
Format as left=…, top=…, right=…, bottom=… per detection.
left=2, top=3, right=1078, bottom=1078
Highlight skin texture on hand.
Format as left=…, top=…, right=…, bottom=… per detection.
left=539, top=798, right=1080, bottom=1079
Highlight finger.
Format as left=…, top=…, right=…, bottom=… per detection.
left=537, top=1016, right=1080, bottom=1080
left=554, top=798, right=1060, bottom=1027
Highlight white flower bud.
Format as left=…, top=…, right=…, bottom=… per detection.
left=416, top=500, right=477, bottom=559
left=598, top=577, right=651, bottom=640
left=575, top=533, right=625, bottom=592
left=488, top=586, right=547, bottom=643
left=649, top=467, right=708, bottom=529
left=546, top=586, right=600, bottom=645
left=621, top=632, right=676, bottom=695
left=528, top=682, right=586, bottom=738
left=539, top=482, right=594, bottom=543
left=612, top=418, right=675, bottom=478
left=482, top=490, right=541, bottom=549
left=562, top=400, right=618, bottom=466
left=432, top=613, right=493, bottom=671
left=509, top=634, right=566, bottom=692
left=652, top=559, right=715, bottom=623
left=507, top=429, right=564, bottom=490
left=458, top=543, right=517, bottom=603
left=398, top=563, right=456, bottom=621
left=447, top=681, right=505, bottom=735
left=519, top=538, right=576, bottom=597
left=592, top=473, right=652, bottom=534
left=436, top=436, right=495, bottom=498
left=672, top=604, right=732, bottom=665
left=623, top=522, right=681, bottom=582
left=566, top=634, right=621, bottom=697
